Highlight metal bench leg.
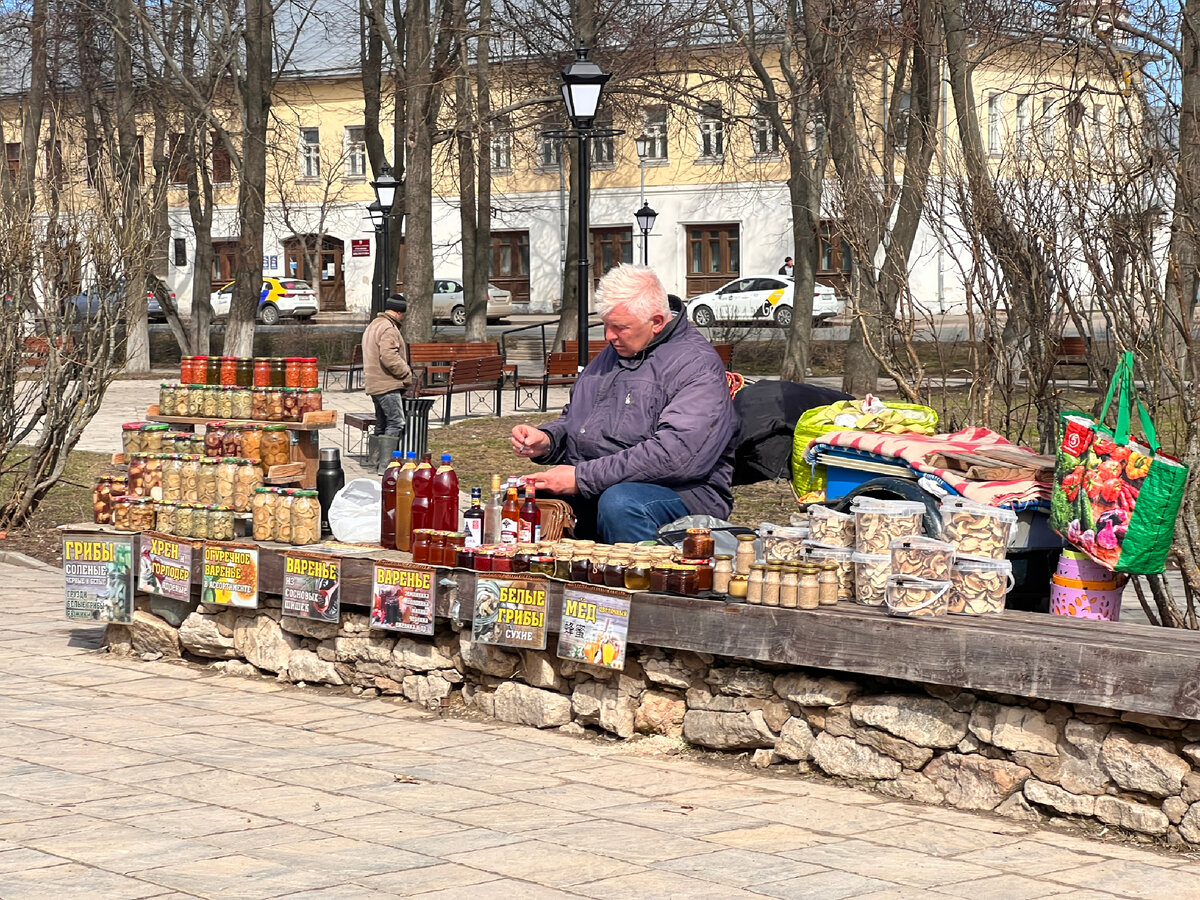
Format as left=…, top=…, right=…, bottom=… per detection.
left=443, top=394, right=452, bottom=426
left=541, top=378, right=548, bottom=413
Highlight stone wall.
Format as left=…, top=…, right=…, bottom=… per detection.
left=108, top=597, right=1200, bottom=848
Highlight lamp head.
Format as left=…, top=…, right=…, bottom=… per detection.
left=635, top=203, right=658, bottom=234
left=560, top=47, right=610, bottom=129
left=371, top=163, right=397, bottom=213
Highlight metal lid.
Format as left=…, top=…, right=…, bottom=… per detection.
left=319, top=447, right=341, bottom=464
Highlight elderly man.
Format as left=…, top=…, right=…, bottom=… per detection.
left=512, top=264, right=738, bottom=542
left=362, top=294, right=413, bottom=471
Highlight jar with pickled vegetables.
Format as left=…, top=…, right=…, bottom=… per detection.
left=251, top=488, right=275, bottom=541
left=215, top=385, right=233, bottom=419
left=269, top=357, right=286, bottom=388
left=155, top=503, right=176, bottom=536
left=285, top=357, right=302, bottom=388
left=112, top=497, right=137, bottom=531
left=191, top=506, right=210, bottom=540
left=221, top=423, right=242, bottom=457
left=274, top=490, right=294, bottom=543
left=201, top=385, right=219, bottom=418
left=232, top=459, right=263, bottom=511
left=121, top=422, right=147, bottom=456
left=187, top=384, right=206, bottom=417
left=240, top=424, right=262, bottom=463
left=175, top=503, right=194, bottom=538
left=173, top=385, right=189, bottom=419
left=180, top=455, right=200, bottom=503
left=180, top=356, right=194, bottom=384
left=205, top=355, right=221, bottom=386
left=259, top=424, right=290, bottom=469
left=143, top=424, right=169, bottom=454
left=204, top=423, right=226, bottom=458
left=253, top=358, right=270, bottom=387
left=196, top=458, right=219, bottom=505
left=230, top=387, right=253, bottom=420
left=142, top=455, right=164, bottom=501
left=265, top=388, right=284, bottom=421
left=93, top=477, right=118, bottom=524
left=251, top=387, right=269, bottom=421
left=127, top=454, right=147, bottom=497
left=208, top=506, right=235, bottom=541
left=235, top=357, right=254, bottom=388
left=281, top=388, right=300, bottom=421
left=220, top=356, right=237, bottom=386
left=132, top=497, right=156, bottom=531
left=161, top=456, right=183, bottom=504
left=291, top=491, right=319, bottom=545
left=300, top=357, right=318, bottom=389
left=298, top=388, right=322, bottom=416
left=159, top=383, right=177, bottom=417
left=215, top=458, right=238, bottom=507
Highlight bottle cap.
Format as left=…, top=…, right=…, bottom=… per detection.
left=441, top=453, right=452, bottom=462
left=407, top=451, right=417, bottom=459
left=319, top=447, right=341, bottom=464
left=393, top=451, right=403, bottom=458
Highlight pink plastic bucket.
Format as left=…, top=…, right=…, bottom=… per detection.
left=1056, top=550, right=1114, bottom=584
left=1050, top=574, right=1123, bottom=622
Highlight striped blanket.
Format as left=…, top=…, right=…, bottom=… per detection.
left=805, top=427, right=1051, bottom=509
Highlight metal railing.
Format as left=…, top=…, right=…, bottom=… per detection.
left=499, top=316, right=603, bottom=363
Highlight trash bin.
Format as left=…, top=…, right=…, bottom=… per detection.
left=400, top=397, right=435, bottom=459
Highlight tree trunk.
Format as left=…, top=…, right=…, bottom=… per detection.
left=555, top=138, right=581, bottom=351
left=401, top=0, right=435, bottom=343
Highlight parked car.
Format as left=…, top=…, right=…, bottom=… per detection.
left=64, top=277, right=175, bottom=320
left=433, top=277, right=514, bottom=325
left=209, top=277, right=318, bottom=325
left=685, top=275, right=841, bottom=329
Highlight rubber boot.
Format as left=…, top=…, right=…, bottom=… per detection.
left=366, top=434, right=384, bottom=471
left=375, top=435, right=400, bottom=475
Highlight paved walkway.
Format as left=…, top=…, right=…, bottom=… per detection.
left=3, top=559, right=1198, bottom=899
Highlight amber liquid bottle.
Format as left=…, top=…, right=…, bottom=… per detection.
left=519, top=484, right=541, bottom=543
left=499, top=484, right=520, bottom=545
left=379, top=451, right=403, bottom=549
left=393, top=452, right=418, bottom=551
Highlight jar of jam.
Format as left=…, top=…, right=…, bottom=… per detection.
left=220, top=356, right=238, bottom=386
left=588, top=552, right=608, bottom=585
left=301, top=357, right=319, bottom=389
left=665, top=566, right=687, bottom=594
left=650, top=565, right=672, bottom=593
left=269, top=357, right=286, bottom=388
left=285, top=357, right=302, bottom=387
left=513, top=544, right=535, bottom=572
left=444, top=533, right=467, bottom=566
left=474, top=549, right=494, bottom=572
left=159, top=383, right=177, bottom=417
left=491, top=551, right=514, bottom=573
left=684, top=558, right=713, bottom=592
left=254, top=358, right=271, bottom=387
left=235, top=357, right=254, bottom=388
left=623, top=555, right=652, bottom=591
left=570, top=556, right=591, bottom=582
left=604, top=555, right=627, bottom=588
left=682, top=527, right=715, bottom=559
left=205, top=355, right=221, bottom=386
left=412, top=529, right=432, bottom=564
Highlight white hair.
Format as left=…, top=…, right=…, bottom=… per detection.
left=594, top=265, right=670, bottom=321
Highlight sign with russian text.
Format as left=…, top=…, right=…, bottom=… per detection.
left=63, top=535, right=134, bottom=623
left=557, top=584, right=631, bottom=670
left=371, top=561, right=435, bottom=635
left=136, top=533, right=193, bottom=603
left=352, top=239, right=371, bottom=257
left=472, top=573, right=548, bottom=650
left=282, top=552, right=341, bottom=622
left=202, top=543, right=260, bottom=608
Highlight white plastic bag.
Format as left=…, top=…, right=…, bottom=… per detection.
left=329, top=478, right=381, bottom=544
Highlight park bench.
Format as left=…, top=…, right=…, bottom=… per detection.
left=408, top=353, right=506, bottom=425
left=513, top=351, right=585, bottom=412
left=1052, top=335, right=1094, bottom=385
left=323, top=345, right=364, bottom=391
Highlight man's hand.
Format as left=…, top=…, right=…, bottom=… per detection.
left=511, top=424, right=550, bottom=459
left=525, top=465, right=577, bottom=496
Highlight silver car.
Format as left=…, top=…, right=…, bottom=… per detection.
left=434, top=277, right=514, bottom=325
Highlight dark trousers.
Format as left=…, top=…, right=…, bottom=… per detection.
left=371, top=390, right=407, bottom=437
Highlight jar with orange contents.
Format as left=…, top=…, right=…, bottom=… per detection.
left=253, top=358, right=271, bottom=387
left=220, top=356, right=237, bottom=386
left=285, top=357, right=302, bottom=388
left=300, top=357, right=319, bottom=389
left=411, top=529, right=432, bottom=563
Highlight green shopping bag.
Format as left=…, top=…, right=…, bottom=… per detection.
left=1050, top=351, right=1188, bottom=574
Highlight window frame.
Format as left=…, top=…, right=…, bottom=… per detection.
left=344, top=126, right=366, bottom=179
left=299, top=127, right=321, bottom=180
left=697, top=102, right=725, bottom=161
left=641, top=107, right=668, bottom=161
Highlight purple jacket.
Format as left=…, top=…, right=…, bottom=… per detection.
left=535, top=301, right=738, bottom=516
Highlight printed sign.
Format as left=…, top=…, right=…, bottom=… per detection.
left=262, top=254, right=278, bottom=272
left=371, top=562, right=435, bottom=635
left=202, top=543, right=260, bottom=608
left=136, top=533, right=193, bottom=602
left=282, top=552, right=341, bottom=622
left=351, top=239, right=371, bottom=258
left=557, top=584, right=631, bottom=670
left=63, top=535, right=134, bottom=622
left=472, top=573, right=548, bottom=650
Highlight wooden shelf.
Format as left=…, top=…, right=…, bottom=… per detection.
left=145, top=408, right=337, bottom=430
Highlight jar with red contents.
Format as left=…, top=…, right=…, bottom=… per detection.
left=253, top=358, right=271, bottom=387
left=191, top=356, right=208, bottom=384
left=300, top=358, right=319, bottom=389
left=220, top=356, right=238, bottom=386
left=285, top=357, right=302, bottom=388
left=491, top=551, right=514, bottom=573
left=443, top=533, right=466, bottom=567
left=180, top=356, right=195, bottom=384
left=411, top=529, right=432, bottom=564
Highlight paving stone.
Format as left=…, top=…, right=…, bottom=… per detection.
left=932, top=873, right=1071, bottom=899
left=444, top=838, right=643, bottom=887
left=656, top=847, right=827, bottom=886
left=573, top=868, right=765, bottom=899
left=754, top=869, right=900, bottom=899
left=538, top=819, right=716, bottom=864
left=784, top=838, right=1003, bottom=888
left=1046, top=858, right=1200, bottom=898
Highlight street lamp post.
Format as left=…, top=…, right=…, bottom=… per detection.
left=369, top=163, right=397, bottom=317
left=635, top=134, right=649, bottom=207
left=367, top=201, right=385, bottom=315
left=635, top=203, right=657, bottom=267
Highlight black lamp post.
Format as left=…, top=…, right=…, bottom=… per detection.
left=635, top=203, right=657, bottom=267
left=560, top=47, right=611, bottom=372
left=367, top=200, right=385, bottom=315
left=370, top=163, right=397, bottom=317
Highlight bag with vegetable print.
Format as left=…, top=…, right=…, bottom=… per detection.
left=1050, top=351, right=1188, bottom=574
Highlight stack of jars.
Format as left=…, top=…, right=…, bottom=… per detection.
left=160, top=383, right=321, bottom=422
left=410, top=530, right=468, bottom=567
left=121, top=422, right=170, bottom=456
left=180, top=356, right=319, bottom=388
left=160, top=455, right=261, bottom=511
left=153, top=503, right=236, bottom=541
left=93, top=476, right=128, bottom=525
left=251, top=487, right=320, bottom=545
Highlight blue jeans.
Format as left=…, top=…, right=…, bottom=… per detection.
left=595, top=483, right=690, bottom=543
left=371, top=390, right=407, bottom=438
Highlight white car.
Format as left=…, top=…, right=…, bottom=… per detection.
left=433, top=277, right=514, bottom=325
left=685, top=275, right=841, bottom=328
left=209, top=278, right=319, bottom=325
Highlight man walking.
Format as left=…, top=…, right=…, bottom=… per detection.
left=362, top=295, right=413, bottom=472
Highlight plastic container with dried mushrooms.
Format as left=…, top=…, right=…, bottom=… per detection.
left=851, top=551, right=891, bottom=607
left=808, top=505, right=855, bottom=547
left=760, top=523, right=810, bottom=563
left=889, top=535, right=956, bottom=582
left=948, top=554, right=1013, bottom=616
left=852, top=497, right=926, bottom=555
left=885, top=574, right=951, bottom=618
left=939, top=498, right=1017, bottom=560
left=801, top=541, right=855, bottom=600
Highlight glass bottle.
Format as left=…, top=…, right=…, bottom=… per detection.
left=747, top=563, right=766, bottom=605
left=798, top=565, right=821, bottom=610
left=519, top=483, right=541, bottom=543
left=499, top=482, right=520, bottom=545
left=483, top=474, right=503, bottom=544
left=462, top=487, right=485, bottom=549
left=735, top=533, right=757, bottom=575
left=763, top=564, right=782, bottom=607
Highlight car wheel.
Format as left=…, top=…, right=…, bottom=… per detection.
left=451, top=305, right=467, bottom=326
left=774, top=304, right=793, bottom=328
left=259, top=303, right=280, bottom=326
left=692, top=305, right=715, bottom=327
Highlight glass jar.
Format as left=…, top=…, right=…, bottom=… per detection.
left=131, top=497, right=156, bottom=531
left=159, top=383, right=177, bottom=417
left=221, top=423, right=242, bottom=457
left=93, top=477, right=118, bottom=524
left=144, top=424, right=169, bottom=453
left=604, top=554, right=627, bottom=588
left=240, top=424, right=262, bottom=464
left=173, top=386, right=189, bottom=420
left=274, top=490, right=294, bottom=543
left=216, top=386, right=234, bottom=419
left=269, top=357, right=286, bottom=388
left=235, top=357, right=254, bottom=388
left=665, top=566, right=686, bottom=594
left=799, top=565, right=821, bottom=610
left=142, top=455, right=164, bottom=501
left=713, top=555, right=733, bottom=594
left=692, top=559, right=714, bottom=592
left=220, top=356, right=238, bottom=386
left=254, top=358, right=271, bottom=388
left=259, top=425, right=290, bottom=469
left=231, top=387, right=253, bottom=420
left=180, top=356, right=195, bottom=384
left=682, top=527, right=715, bottom=559
left=215, top=458, right=238, bottom=507
left=180, top=455, right=200, bottom=503
left=161, top=456, right=183, bottom=504
left=205, top=355, right=221, bottom=386
left=264, top=388, right=284, bottom=421
left=457, top=546, right=477, bottom=569
left=121, top=422, right=148, bottom=456
left=747, top=563, right=766, bottom=605
left=780, top=564, right=799, bottom=609
left=491, top=551, right=514, bottom=573
left=187, top=384, right=206, bottom=417
left=191, top=506, right=210, bottom=541
left=209, top=506, right=235, bottom=541
left=292, top=491, right=320, bottom=545
left=443, top=532, right=467, bottom=567
left=196, top=458, right=219, bottom=506
left=251, top=489, right=274, bottom=541
left=176, top=503, right=194, bottom=539
left=300, top=357, right=319, bottom=389
left=763, top=564, right=782, bottom=607
left=298, top=388, right=323, bottom=416
left=204, top=423, right=226, bottom=458
left=285, top=357, right=302, bottom=388
left=571, top=556, right=590, bottom=582
left=624, top=555, right=652, bottom=591
left=201, top=385, right=219, bottom=418
left=251, top=388, right=269, bottom=421
left=819, top=564, right=840, bottom=606
left=728, top=575, right=749, bottom=600
left=155, top=502, right=176, bottom=536
left=474, top=549, right=493, bottom=572
left=126, top=454, right=147, bottom=497
left=281, top=388, right=300, bottom=422
left=735, top=533, right=758, bottom=575
left=681, top=565, right=700, bottom=595
left=588, top=551, right=608, bottom=586
left=649, top=565, right=672, bottom=593
left=529, top=555, right=556, bottom=577
left=233, top=459, right=263, bottom=512
left=412, top=529, right=432, bottom=564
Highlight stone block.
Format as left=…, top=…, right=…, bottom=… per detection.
left=279, top=616, right=339, bottom=640
left=1183, top=772, right=1200, bottom=804
left=1063, top=718, right=1110, bottom=754
left=761, top=699, right=791, bottom=733
left=642, top=655, right=699, bottom=690
left=682, top=709, right=777, bottom=751
left=991, top=706, right=1060, bottom=756
left=810, top=733, right=902, bottom=780
left=877, top=771, right=945, bottom=805
left=1164, top=796, right=1188, bottom=825
left=403, top=673, right=453, bottom=708
left=1056, top=744, right=1110, bottom=796
left=491, top=682, right=572, bottom=728
left=923, top=753, right=1030, bottom=811
left=332, top=634, right=395, bottom=666
left=774, top=717, right=815, bottom=762
left=1010, top=751, right=1062, bottom=783
left=706, top=665, right=775, bottom=698
left=773, top=672, right=860, bottom=707
left=854, top=726, right=933, bottom=770
left=179, top=612, right=241, bottom=659
left=968, top=701, right=999, bottom=743
left=209, top=660, right=259, bottom=677
left=752, top=748, right=781, bottom=768
left=996, top=792, right=1042, bottom=822
left=1183, top=743, right=1200, bottom=767
left=148, top=595, right=195, bottom=628
left=1093, top=794, right=1170, bottom=836
left=515, top=649, right=566, bottom=692
left=635, top=691, right=686, bottom=736
left=1121, top=712, right=1187, bottom=731
left=1179, top=802, right=1200, bottom=843
left=1100, top=727, right=1190, bottom=798
left=572, top=680, right=636, bottom=738
left=473, top=689, right=496, bottom=718
left=1023, top=779, right=1096, bottom=817
left=458, top=632, right=519, bottom=677
left=850, top=694, right=968, bottom=748
left=128, top=610, right=182, bottom=658
left=286, top=649, right=344, bottom=685
left=234, top=614, right=300, bottom=674
left=824, top=705, right=856, bottom=737
left=393, top=636, right=455, bottom=673
left=103, top=623, right=133, bottom=655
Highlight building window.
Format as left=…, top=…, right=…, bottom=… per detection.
left=5, top=142, right=19, bottom=178
left=211, top=132, right=231, bottom=184
left=688, top=225, right=739, bottom=276
left=752, top=102, right=780, bottom=156
left=818, top=221, right=852, bottom=274
left=591, top=120, right=614, bottom=166
left=987, top=93, right=1002, bottom=155
left=698, top=103, right=724, bottom=159
left=1041, top=98, right=1056, bottom=153
left=173, top=237, right=187, bottom=267
left=344, top=126, right=366, bottom=178
left=168, top=133, right=188, bottom=186
left=300, top=127, right=320, bottom=179
left=1016, top=95, right=1031, bottom=157
left=642, top=108, right=668, bottom=160
left=490, top=130, right=512, bottom=171
left=490, top=230, right=530, bottom=278
left=537, top=128, right=562, bottom=170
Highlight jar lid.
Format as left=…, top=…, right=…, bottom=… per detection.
left=714, top=554, right=733, bottom=560
left=254, top=487, right=270, bottom=493
left=297, top=490, right=318, bottom=498
left=263, top=424, right=288, bottom=431
left=122, top=421, right=149, bottom=430
left=685, top=527, right=711, bottom=535
left=750, top=562, right=767, bottom=570
left=736, top=533, right=757, bottom=541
